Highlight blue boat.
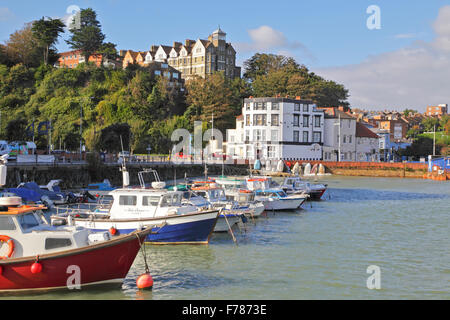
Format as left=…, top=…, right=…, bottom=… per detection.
left=84, top=179, right=117, bottom=198
left=6, top=181, right=68, bottom=206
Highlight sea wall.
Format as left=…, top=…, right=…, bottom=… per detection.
left=287, top=160, right=430, bottom=178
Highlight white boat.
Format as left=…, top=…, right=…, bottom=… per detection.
left=186, top=185, right=249, bottom=232
left=280, top=176, right=327, bottom=200
left=246, top=176, right=307, bottom=210
left=52, top=171, right=220, bottom=245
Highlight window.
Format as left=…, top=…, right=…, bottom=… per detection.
left=303, top=115, right=310, bottom=127
left=294, top=104, right=300, bottom=111
left=343, top=135, right=347, bottom=143
left=271, top=130, right=279, bottom=142
left=253, top=114, right=266, bottom=126
left=293, top=114, right=300, bottom=127
left=303, top=131, right=309, bottom=142
left=271, top=114, right=279, bottom=126
left=119, top=195, right=137, bottom=206
left=18, top=213, right=39, bottom=230
left=313, top=132, right=322, bottom=143
left=246, top=103, right=251, bottom=110
left=245, top=130, right=250, bottom=141
left=254, top=102, right=266, bottom=110
left=173, top=73, right=179, bottom=79
left=142, top=196, right=160, bottom=206
left=45, top=238, right=72, bottom=250
left=293, top=131, right=300, bottom=142
left=271, top=102, right=279, bottom=110
left=253, top=129, right=265, bottom=141
left=0, top=216, right=16, bottom=230
left=268, top=146, right=277, bottom=158
left=349, top=135, right=352, bottom=143
left=246, top=115, right=250, bottom=126
left=154, top=70, right=161, bottom=76
left=303, top=104, right=309, bottom=112
left=314, top=116, right=321, bottom=127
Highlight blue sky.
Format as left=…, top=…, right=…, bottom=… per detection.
left=1, top=0, right=450, bottom=110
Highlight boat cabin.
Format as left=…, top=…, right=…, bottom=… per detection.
left=0, top=197, right=101, bottom=258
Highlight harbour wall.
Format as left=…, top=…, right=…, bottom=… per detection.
left=287, top=160, right=432, bottom=179
left=4, top=163, right=250, bottom=189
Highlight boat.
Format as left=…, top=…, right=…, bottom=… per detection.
left=280, top=176, right=327, bottom=200
left=84, top=179, right=117, bottom=198
left=188, top=185, right=251, bottom=232
left=246, top=176, right=307, bottom=210
left=6, top=181, right=68, bottom=207
left=52, top=170, right=220, bottom=245
left=0, top=155, right=152, bottom=293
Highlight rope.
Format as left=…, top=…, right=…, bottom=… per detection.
left=136, top=233, right=149, bottom=274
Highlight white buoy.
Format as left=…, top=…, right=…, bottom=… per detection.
left=292, top=162, right=300, bottom=175
left=277, top=160, right=284, bottom=172
left=304, top=163, right=311, bottom=176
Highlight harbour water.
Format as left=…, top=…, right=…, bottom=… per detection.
left=4, top=176, right=449, bottom=300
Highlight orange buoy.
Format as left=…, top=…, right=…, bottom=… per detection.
left=109, top=227, right=117, bottom=235
left=136, top=273, right=153, bottom=289
left=0, top=235, right=14, bottom=259
left=31, top=262, right=42, bottom=274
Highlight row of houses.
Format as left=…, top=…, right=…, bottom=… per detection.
left=56, top=28, right=240, bottom=85
left=225, top=97, right=407, bottom=162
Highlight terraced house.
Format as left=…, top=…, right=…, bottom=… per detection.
left=148, top=28, right=241, bottom=80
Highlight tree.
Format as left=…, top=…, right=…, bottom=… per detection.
left=6, top=119, right=29, bottom=141
left=96, top=123, right=131, bottom=153
left=421, top=117, right=440, bottom=132
left=66, top=8, right=105, bottom=63
left=31, top=17, right=65, bottom=65
left=244, top=53, right=349, bottom=107
left=98, top=42, right=118, bottom=65
left=4, top=23, right=42, bottom=67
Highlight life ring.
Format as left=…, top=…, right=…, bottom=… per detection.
left=0, top=235, right=14, bottom=259
left=239, top=189, right=252, bottom=193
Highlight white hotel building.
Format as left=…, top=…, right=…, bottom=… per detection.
left=226, top=97, right=325, bottom=161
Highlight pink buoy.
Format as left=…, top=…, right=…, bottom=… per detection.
left=136, top=273, right=153, bottom=289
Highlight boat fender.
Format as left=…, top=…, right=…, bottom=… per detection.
left=30, top=258, right=43, bottom=274
left=109, top=227, right=118, bottom=236
left=0, top=265, right=2, bottom=275
left=0, top=235, right=14, bottom=259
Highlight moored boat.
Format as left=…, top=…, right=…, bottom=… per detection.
left=280, top=176, right=327, bottom=200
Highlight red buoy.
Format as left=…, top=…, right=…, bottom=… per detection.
left=109, top=227, right=117, bottom=235
left=30, top=262, right=42, bottom=274
left=136, top=273, right=153, bottom=289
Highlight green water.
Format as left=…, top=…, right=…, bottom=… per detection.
left=3, top=176, right=450, bottom=300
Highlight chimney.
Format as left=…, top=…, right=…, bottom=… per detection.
left=119, top=50, right=126, bottom=57
left=173, top=41, right=182, bottom=48
left=150, top=45, right=158, bottom=52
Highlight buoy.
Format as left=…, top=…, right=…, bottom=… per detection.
left=30, top=262, right=42, bottom=274
left=136, top=273, right=153, bottom=289
left=109, top=227, right=117, bottom=235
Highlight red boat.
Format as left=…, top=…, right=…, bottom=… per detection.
left=0, top=197, right=152, bottom=294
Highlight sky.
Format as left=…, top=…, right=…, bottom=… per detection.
left=1, top=0, right=449, bottom=112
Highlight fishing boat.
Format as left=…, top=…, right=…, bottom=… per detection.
left=280, top=177, right=327, bottom=200
left=0, top=155, right=152, bottom=293
left=52, top=170, right=220, bottom=245
left=246, top=177, right=307, bottom=210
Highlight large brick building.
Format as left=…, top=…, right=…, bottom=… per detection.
left=57, top=50, right=103, bottom=68
left=146, top=28, right=241, bottom=80
left=425, top=104, right=448, bottom=117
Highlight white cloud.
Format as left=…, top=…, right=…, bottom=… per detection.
left=0, top=7, right=14, bottom=22
left=233, top=25, right=315, bottom=63
left=316, top=5, right=450, bottom=111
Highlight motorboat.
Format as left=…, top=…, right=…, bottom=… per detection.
left=84, top=179, right=117, bottom=198
left=6, top=181, right=68, bottom=206
left=52, top=170, right=220, bottom=245
left=246, top=176, right=307, bottom=210
left=280, top=176, right=327, bottom=200
left=0, top=155, right=152, bottom=293
left=187, top=185, right=250, bottom=232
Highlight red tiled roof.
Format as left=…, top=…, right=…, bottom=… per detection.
left=356, top=122, right=379, bottom=139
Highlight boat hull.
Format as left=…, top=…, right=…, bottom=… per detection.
left=214, top=214, right=243, bottom=232
left=0, top=229, right=150, bottom=293
left=262, top=197, right=306, bottom=211
left=70, top=210, right=219, bottom=245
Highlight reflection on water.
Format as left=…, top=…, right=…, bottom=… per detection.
left=3, top=176, right=449, bottom=300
